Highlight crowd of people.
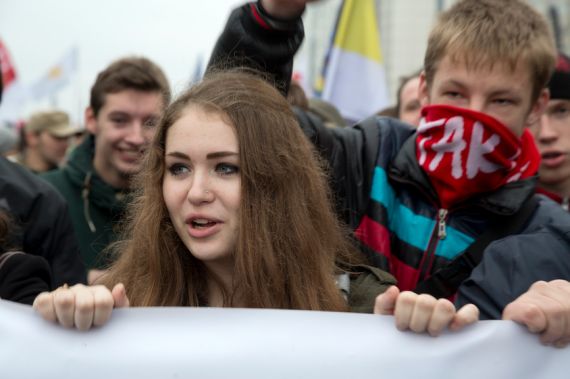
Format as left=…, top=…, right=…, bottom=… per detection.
left=1, top=0, right=570, bottom=351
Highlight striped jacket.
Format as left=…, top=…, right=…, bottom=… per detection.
left=297, top=111, right=546, bottom=292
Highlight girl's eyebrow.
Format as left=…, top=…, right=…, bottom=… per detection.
left=165, top=151, right=189, bottom=160
left=206, top=151, right=238, bottom=159
left=165, top=151, right=238, bottom=160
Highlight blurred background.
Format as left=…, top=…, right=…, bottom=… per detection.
left=1, top=0, right=569, bottom=127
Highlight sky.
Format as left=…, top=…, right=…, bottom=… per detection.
left=0, top=0, right=245, bottom=124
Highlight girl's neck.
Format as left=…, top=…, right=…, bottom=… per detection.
left=204, top=261, right=245, bottom=307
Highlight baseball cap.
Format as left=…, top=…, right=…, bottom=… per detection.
left=25, top=110, right=79, bottom=138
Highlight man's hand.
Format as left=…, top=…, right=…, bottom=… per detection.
left=374, top=286, right=479, bottom=336
left=503, top=280, right=570, bottom=348
left=33, top=283, right=130, bottom=331
left=260, top=0, right=319, bottom=19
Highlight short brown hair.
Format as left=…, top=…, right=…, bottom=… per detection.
left=89, top=56, right=171, bottom=116
left=424, top=0, right=556, bottom=101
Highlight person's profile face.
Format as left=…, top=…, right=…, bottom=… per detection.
left=398, top=76, right=422, bottom=127
left=162, top=106, right=241, bottom=272
left=37, top=132, right=71, bottom=166
left=420, top=55, right=546, bottom=137
left=530, top=99, right=570, bottom=190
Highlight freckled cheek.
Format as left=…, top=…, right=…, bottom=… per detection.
left=163, top=182, right=186, bottom=212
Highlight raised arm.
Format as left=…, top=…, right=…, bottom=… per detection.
left=207, top=1, right=307, bottom=95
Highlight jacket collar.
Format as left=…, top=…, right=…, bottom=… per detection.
left=389, top=134, right=537, bottom=215
left=64, top=134, right=128, bottom=213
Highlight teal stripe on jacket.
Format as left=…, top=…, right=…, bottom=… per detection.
left=369, top=166, right=474, bottom=260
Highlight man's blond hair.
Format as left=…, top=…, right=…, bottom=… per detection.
left=424, top=0, right=557, bottom=101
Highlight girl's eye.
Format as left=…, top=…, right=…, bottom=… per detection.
left=215, top=163, right=239, bottom=176
left=168, top=163, right=190, bottom=176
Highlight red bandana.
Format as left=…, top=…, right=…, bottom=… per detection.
left=416, top=105, right=540, bottom=209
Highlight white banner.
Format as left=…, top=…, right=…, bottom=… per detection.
left=0, top=299, right=567, bottom=379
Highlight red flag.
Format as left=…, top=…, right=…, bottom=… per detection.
left=0, top=38, right=17, bottom=89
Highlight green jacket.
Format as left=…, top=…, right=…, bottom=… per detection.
left=347, top=265, right=397, bottom=313
left=41, top=136, right=127, bottom=270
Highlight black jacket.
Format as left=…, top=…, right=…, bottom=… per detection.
left=0, top=157, right=86, bottom=287
left=456, top=196, right=570, bottom=319
left=0, top=252, right=51, bottom=305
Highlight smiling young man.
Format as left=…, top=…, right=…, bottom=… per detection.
left=209, top=0, right=570, bottom=346
left=531, top=54, right=570, bottom=210
left=42, top=57, right=171, bottom=283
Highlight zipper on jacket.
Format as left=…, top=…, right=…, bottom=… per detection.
left=418, top=208, right=448, bottom=281
left=437, top=208, right=448, bottom=239
left=82, top=172, right=97, bottom=233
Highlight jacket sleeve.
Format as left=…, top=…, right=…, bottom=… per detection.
left=456, top=220, right=570, bottom=320
left=22, top=185, right=87, bottom=287
left=455, top=250, right=511, bottom=320
left=207, top=1, right=304, bottom=95
left=0, top=252, right=52, bottom=305
left=294, top=108, right=382, bottom=229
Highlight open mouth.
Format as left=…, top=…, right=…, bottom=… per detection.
left=191, top=219, right=217, bottom=229
left=541, top=151, right=566, bottom=168
left=542, top=152, right=563, bottom=160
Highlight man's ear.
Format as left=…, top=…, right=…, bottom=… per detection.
left=418, top=71, right=430, bottom=107
left=85, top=107, right=98, bottom=134
left=526, top=88, right=549, bottom=127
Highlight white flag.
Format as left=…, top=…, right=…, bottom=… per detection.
left=321, top=0, right=389, bottom=122
left=30, top=46, right=78, bottom=100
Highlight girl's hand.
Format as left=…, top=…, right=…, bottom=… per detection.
left=33, top=283, right=130, bottom=331
left=374, top=286, right=479, bottom=336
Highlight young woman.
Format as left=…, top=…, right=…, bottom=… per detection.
left=33, top=70, right=478, bottom=333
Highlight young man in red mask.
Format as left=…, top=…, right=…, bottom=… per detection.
left=209, top=0, right=570, bottom=346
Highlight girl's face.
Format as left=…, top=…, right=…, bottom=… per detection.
left=163, top=106, right=241, bottom=275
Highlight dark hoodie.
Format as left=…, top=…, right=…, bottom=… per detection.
left=42, top=135, right=128, bottom=270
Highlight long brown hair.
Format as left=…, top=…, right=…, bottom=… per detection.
left=102, top=69, right=356, bottom=311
